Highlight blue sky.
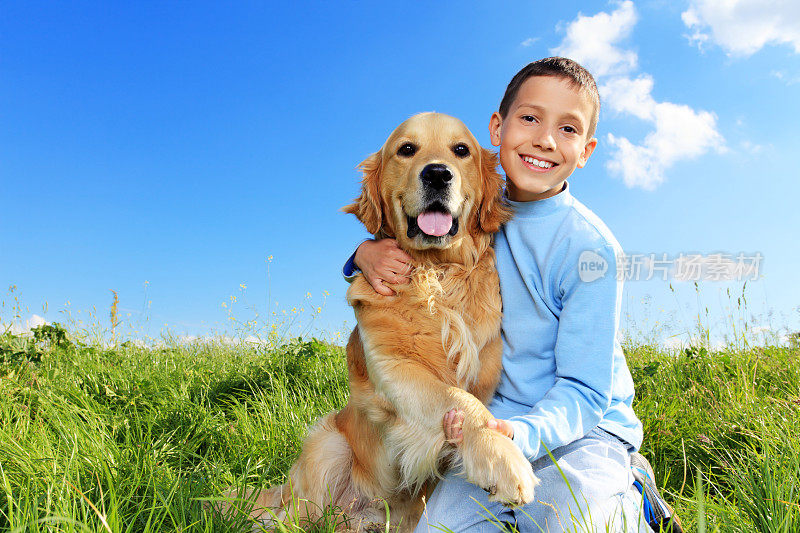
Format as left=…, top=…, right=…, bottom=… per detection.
left=2, top=1, right=799, bottom=345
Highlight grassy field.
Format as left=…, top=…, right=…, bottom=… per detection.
left=1, top=324, right=799, bottom=532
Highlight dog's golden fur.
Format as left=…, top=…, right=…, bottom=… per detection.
left=223, top=113, right=537, bottom=531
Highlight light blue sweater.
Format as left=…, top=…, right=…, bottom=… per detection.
left=489, top=183, right=642, bottom=461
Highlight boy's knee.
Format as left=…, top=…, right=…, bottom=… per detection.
left=414, top=472, right=512, bottom=533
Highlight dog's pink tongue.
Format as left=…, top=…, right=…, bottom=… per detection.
left=417, top=212, right=453, bottom=237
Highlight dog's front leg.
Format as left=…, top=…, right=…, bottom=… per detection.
left=368, top=355, right=537, bottom=506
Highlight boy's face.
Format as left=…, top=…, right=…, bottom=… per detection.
left=489, top=76, right=597, bottom=202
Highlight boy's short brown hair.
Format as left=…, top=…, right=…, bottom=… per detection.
left=498, top=57, right=600, bottom=139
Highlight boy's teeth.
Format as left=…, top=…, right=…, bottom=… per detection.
left=522, top=156, right=554, bottom=168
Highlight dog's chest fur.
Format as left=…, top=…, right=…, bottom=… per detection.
left=347, top=250, right=502, bottom=391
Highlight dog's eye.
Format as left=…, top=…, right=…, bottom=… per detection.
left=452, top=143, right=470, bottom=158
left=397, top=143, right=417, bottom=157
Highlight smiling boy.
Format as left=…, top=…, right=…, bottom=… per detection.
left=492, top=70, right=596, bottom=203
left=348, top=57, right=678, bottom=532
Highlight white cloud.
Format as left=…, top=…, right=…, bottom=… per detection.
left=601, top=75, right=656, bottom=120
left=520, top=37, right=540, bottom=47
left=605, top=135, right=662, bottom=190
left=28, top=314, right=48, bottom=329
left=3, top=314, right=49, bottom=336
left=551, top=0, right=638, bottom=77
left=610, top=101, right=724, bottom=189
left=552, top=2, right=725, bottom=189
left=771, top=69, right=800, bottom=85
left=739, top=140, right=768, bottom=154
left=682, top=0, right=800, bottom=56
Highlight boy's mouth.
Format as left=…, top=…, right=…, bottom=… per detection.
left=520, top=154, right=557, bottom=170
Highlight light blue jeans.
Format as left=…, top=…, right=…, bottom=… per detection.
left=413, top=428, right=650, bottom=533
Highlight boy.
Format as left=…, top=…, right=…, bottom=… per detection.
left=346, top=58, right=678, bottom=533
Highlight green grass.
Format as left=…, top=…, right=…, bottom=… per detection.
left=1, top=325, right=798, bottom=532
left=626, top=343, right=800, bottom=532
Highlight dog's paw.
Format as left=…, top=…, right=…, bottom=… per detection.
left=463, top=431, right=538, bottom=507
left=486, top=437, right=538, bottom=506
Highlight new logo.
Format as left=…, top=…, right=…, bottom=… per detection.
left=578, top=250, right=608, bottom=282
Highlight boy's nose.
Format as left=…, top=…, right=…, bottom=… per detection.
left=420, top=164, right=453, bottom=190
left=532, top=130, right=556, bottom=151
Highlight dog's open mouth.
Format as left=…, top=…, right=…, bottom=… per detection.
left=407, top=203, right=459, bottom=239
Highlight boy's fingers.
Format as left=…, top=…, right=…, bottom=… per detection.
left=379, top=264, right=408, bottom=285
left=385, top=260, right=408, bottom=274
left=486, top=418, right=514, bottom=439
left=444, top=409, right=455, bottom=429
left=374, top=258, right=407, bottom=279
left=372, top=239, right=411, bottom=279
left=443, top=410, right=458, bottom=435
left=386, top=240, right=413, bottom=262
left=368, top=276, right=395, bottom=296
left=395, top=254, right=413, bottom=267
left=450, top=411, right=464, bottom=431
left=388, top=258, right=411, bottom=274
left=443, top=409, right=465, bottom=445
left=388, top=266, right=411, bottom=284
left=389, top=249, right=413, bottom=265
left=369, top=258, right=409, bottom=286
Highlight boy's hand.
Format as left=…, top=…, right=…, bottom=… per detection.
left=444, top=409, right=515, bottom=446
left=354, top=239, right=412, bottom=296
left=487, top=418, right=515, bottom=439
left=444, top=408, right=466, bottom=444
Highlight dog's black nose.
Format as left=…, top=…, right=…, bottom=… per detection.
left=420, top=164, right=453, bottom=190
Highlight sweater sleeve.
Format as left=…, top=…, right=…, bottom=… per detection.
left=507, top=244, right=623, bottom=461
left=343, top=250, right=360, bottom=282
left=342, top=239, right=372, bottom=283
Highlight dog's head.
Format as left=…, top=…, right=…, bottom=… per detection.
left=344, top=113, right=511, bottom=255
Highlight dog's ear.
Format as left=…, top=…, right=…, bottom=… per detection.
left=477, top=148, right=512, bottom=233
left=342, top=151, right=383, bottom=234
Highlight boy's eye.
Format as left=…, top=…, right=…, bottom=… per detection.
left=452, top=143, right=470, bottom=158
left=562, top=126, right=577, bottom=134
left=521, top=115, right=537, bottom=123
left=397, top=143, right=417, bottom=157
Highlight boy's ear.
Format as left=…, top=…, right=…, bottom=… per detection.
left=488, top=112, right=503, bottom=147
left=342, top=151, right=384, bottom=234
left=577, top=138, right=598, bottom=168
left=476, top=148, right=513, bottom=234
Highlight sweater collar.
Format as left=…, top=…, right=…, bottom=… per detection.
left=506, top=182, right=573, bottom=218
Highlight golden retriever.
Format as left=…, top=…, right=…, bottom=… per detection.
left=224, top=112, right=537, bottom=531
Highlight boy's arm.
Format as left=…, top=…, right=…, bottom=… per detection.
left=507, top=244, right=627, bottom=461
left=342, top=241, right=368, bottom=283
left=342, top=239, right=412, bottom=295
